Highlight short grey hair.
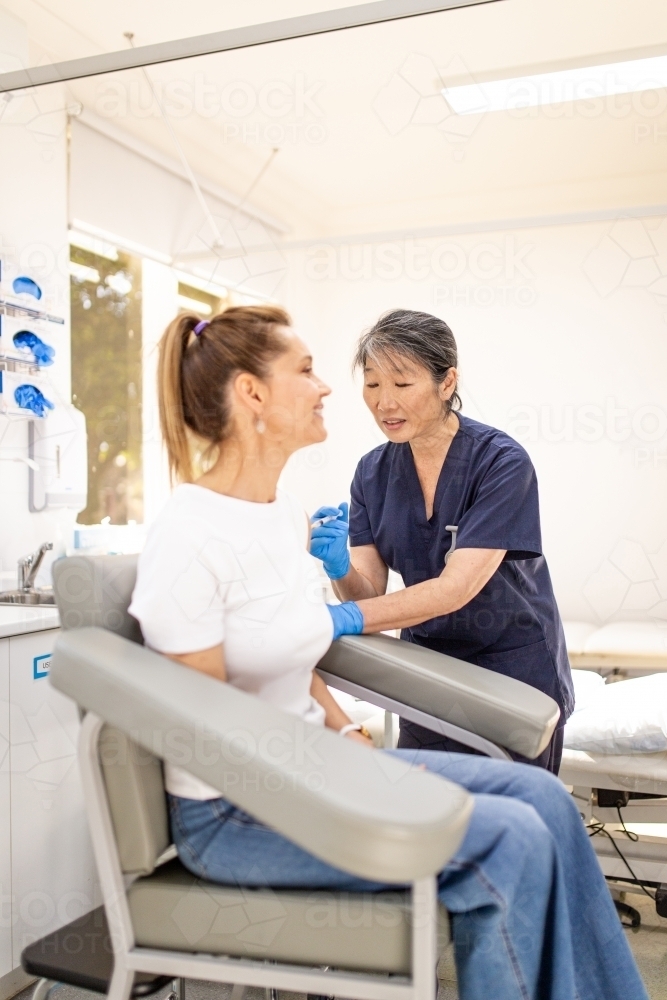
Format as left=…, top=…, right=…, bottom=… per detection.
left=354, top=309, right=462, bottom=413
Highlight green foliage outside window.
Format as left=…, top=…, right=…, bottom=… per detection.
left=70, top=245, right=143, bottom=525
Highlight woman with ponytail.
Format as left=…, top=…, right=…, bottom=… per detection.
left=129, top=306, right=647, bottom=1000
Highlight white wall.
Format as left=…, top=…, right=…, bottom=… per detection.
left=0, top=8, right=74, bottom=590
left=69, top=117, right=287, bottom=300
left=280, top=217, right=667, bottom=626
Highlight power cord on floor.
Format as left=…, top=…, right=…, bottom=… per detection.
left=587, top=811, right=656, bottom=903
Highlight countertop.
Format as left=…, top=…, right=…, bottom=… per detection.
left=0, top=605, right=60, bottom=639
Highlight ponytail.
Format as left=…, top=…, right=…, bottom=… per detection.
left=157, top=305, right=291, bottom=484
left=158, top=313, right=198, bottom=484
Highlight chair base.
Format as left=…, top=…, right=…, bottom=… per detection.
left=21, top=906, right=173, bottom=997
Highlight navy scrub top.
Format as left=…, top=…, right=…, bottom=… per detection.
left=349, top=414, right=574, bottom=722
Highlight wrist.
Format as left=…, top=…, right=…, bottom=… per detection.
left=324, top=551, right=351, bottom=580
left=339, top=723, right=372, bottom=740
left=326, top=600, right=364, bottom=640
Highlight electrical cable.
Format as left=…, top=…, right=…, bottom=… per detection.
left=587, top=813, right=656, bottom=902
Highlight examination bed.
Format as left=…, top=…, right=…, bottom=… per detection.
left=557, top=616, right=667, bottom=906
left=563, top=620, right=667, bottom=677
left=560, top=748, right=667, bottom=887
left=22, top=553, right=559, bottom=1000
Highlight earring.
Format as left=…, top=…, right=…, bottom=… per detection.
left=256, top=417, right=266, bottom=434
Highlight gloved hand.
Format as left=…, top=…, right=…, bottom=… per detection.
left=327, top=601, right=364, bottom=640
left=310, top=502, right=350, bottom=580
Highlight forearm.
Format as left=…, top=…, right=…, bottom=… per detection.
left=357, top=576, right=461, bottom=632
left=332, top=562, right=382, bottom=601
left=356, top=548, right=506, bottom=633
left=310, top=672, right=374, bottom=747
left=310, top=671, right=352, bottom=730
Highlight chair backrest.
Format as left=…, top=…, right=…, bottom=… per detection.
left=53, top=553, right=143, bottom=642
left=53, top=553, right=169, bottom=876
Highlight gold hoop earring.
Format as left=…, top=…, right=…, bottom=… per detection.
left=256, top=417, right=266, bottom=434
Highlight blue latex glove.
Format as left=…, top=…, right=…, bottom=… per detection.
left=310, top=502, right=350, bottom=580
left=14, top=384, right=54, bottom=418
left=13, top=331, right=55, bottom=366
left=13, top=276, right=42, bottom=300
left=327, top=601, right=364, bottom=640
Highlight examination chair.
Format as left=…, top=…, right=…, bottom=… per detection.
left=22, top=554, right=560, bottom=1000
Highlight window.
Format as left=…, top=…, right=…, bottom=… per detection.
left=70, top=245, right=143, bottom=524
left=177, top=281, right=229, bottom=317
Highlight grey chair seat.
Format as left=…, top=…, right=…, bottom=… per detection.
left=128, top=858, right=448, bottom=975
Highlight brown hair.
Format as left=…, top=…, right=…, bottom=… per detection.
left=158, top=304, right=291, bottom=483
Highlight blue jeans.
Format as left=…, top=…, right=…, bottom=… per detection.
left=169, top=750, right=647, bottom=1000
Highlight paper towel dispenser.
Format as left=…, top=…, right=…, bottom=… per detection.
left=28, top=404, right=87, bottom=512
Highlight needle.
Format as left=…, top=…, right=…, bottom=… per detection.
left=311, top=512, right=343, bottom=528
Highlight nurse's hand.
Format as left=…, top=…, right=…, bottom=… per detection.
left=326, top=600, right=364, bottom=640
left=310, top=502, right=351, bottom=580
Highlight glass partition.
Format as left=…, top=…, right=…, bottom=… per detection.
left=1, top=0, right=666, bottom=618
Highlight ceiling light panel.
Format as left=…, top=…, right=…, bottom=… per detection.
left=443, top=53, right=667, bottom=115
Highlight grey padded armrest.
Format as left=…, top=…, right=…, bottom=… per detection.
left=51, top=627, right=472, bottom=883
left=318, top=634, right=560, bottom=759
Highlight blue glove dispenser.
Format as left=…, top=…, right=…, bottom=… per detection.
left=12, top=276, right=42, bottom=300
left=14, top=384, right=55, bottom=418
left=13, top=331, right=56, bottom=366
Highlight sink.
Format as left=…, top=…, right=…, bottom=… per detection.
left=0, top=590, right=56, bottom=606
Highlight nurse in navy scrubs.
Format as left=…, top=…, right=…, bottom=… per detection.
left=310, top=309, right=574, bottom=773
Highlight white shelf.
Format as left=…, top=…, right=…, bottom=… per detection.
left=0, top=354, right=42, bottom=375
left=0, top=298, right=65, bottom=325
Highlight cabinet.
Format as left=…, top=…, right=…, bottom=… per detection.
left=7, top=629, right=97, bottom=966
left=0, top=640, right=10, bottom=979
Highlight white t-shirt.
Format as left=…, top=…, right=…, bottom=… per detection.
left=129, top=484, right=333, bottom=800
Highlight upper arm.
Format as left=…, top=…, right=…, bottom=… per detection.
left=129, top=519, right=226, bottom=657
left=350, top=543, right=389, bottom=596
left=439, top=547, right=506, bottom=606
left=166, top=644, right=226, bottom=682
left=455, top=445, right=542, bottom=560
left=349, top=462, right=375, bottom=548
left=348, top=459, right=389, bottom=594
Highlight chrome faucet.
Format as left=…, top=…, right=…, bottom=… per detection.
left=18, top=542, right=53, bottom=592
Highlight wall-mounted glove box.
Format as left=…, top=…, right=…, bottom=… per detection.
left=0, top=314, right=57, bottom=367
left=0, top=369, right=55, bottom=418
left=0, top=268, right=60, bottom=317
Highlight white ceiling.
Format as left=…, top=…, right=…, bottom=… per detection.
left=4, top=0, right=667, bottom=241
left=9, top=0, right=377, bottom=65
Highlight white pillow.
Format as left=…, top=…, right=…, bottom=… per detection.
left=562, top=621, right=598, bottom=655
left=564, top=673, right=667, bottom=754
left=583, top=622, right=667, bottom=659
left=570, top=668, right=606, bottom=713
